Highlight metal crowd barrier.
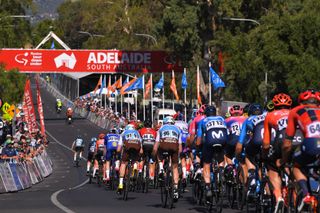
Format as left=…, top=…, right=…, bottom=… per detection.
left=0, top=149, right=53, bottom=193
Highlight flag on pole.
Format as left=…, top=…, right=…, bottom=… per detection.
left=36, top=77, right=46, bottom=137
left=99, top=75, right=106, bottom=95
left=155, top=75, right=164, bottom=89
left=22, top=79, right=38, bottom=133
left=144, top=75, right=152, bottom=99
left=210, top=67, right=226, bottom=90
left=94, top=75, right=102, bottom=94
left=170, top=71, right=179, bottom=100
left=125, top=76, right=144, bottom=92
left=107, top=75, right=112, bottom=97
left=197, top=66, right=202, bottom=106
left=182, top=71, right=187, bottom=89
left=120, top=77, right=137, bottom=95
left=218, top=51, right=225, bottom=74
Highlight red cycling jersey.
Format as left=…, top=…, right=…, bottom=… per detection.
left=95, top=139, right=105, bottom=151
left=139, top=128, right=157, bottom=144
left=263, top=109, right=290, bottom=146
left=189, top=115, right=205, bottom=135
left=286, top=104, right=320, bottom=139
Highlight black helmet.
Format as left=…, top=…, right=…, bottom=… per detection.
left=205, top=105, right=217, bottom=117
left=243, top=104, right=251, bottom=114
left=144, top=119, right=152, bottom=128
left=248, top=103, right=263, bottom=116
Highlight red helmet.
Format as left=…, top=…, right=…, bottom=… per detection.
left=298, top=89, right=320, bottom=104
left=229, top=105, right=243, bottom=116
left=272, top=93, right=292, bottom=107
left=198, top=104, right=208, bottom=114
left=98, top=133, right=105, bottom=139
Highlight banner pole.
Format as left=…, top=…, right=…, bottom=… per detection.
left=150, top=74, right=153, bottom=124
left=115, top=75, right=117, bottom=114
left=209, top=62, right=212, bottom=105
left=184, top=68, right=187, bottom=122
left=120, top=75, right=123, bottom=115
left=172, top=70, right=175, bottom=111
left=162, top=72, right=165, bottom=110
left=143, top=75, right=145, bottom=121
left=109, top=75, right=111, bottom=109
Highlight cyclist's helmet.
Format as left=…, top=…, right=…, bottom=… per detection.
left=265, top=100, right=275, bottom=112
left=77, top=135, right=82, bottom=139
left=98, top=133, right=105, bottom=139
left=243, top=104, right=251, bottom=115
left=298, top=89, right=320, bottom=104
left=144, top=119, right=152, bottom=128
left=272, top=93, right=292, bottom=107
left=229, top=105, right=243, bottom=116
left=205, top=105, right=217, bottom=117
left=109, top=128, right=118, bottom=134
left=91, top=137, right=97, bottom=142
left=248, top=103, right=263, bottom=116
left=163, top=116, right=175, bottom=125
left=125, top=124, right=135, bottom=130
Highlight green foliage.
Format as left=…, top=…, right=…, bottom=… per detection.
left=0, top=64, right=26, bottom=104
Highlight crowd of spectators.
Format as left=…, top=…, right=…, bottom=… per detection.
left=0, top=112, right=47, bottom=163
left=74, top=97, right=129, bottom=128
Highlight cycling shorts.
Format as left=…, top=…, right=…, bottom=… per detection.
left=225, top=143, right=236, bottom=160
left=87, top=152, right=94, bottom=162
left=75, top=146, right=84, bottom=152
left=265, top=138, right=282, bottom=171
left=121, top=142, right=141, bottom=162
left=202, top=142, right=224, bottom=164
left=294, top=138, right=320, bottom=166
left=105, top=149, right=117, bottom=161
left=95, top=150, right=104, bottom=162
left=143, top=144, right=153, bottom=158
left=245, top=142, right=261, bottom=167
left=158, top=142, right=179, bottom=164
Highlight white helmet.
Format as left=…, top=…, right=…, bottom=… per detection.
left=163, top=116, right=175, bottom=125
left=125, top=124, right=135, bottom=130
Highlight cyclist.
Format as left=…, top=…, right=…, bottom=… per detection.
left=66, top=107, right=73, bottom=119
left=174, top=116, right=190, bottom=185
left=117, top=124, right=142, bottom=193
left=236, top=103, right=266, bottom=198
left=71, top=135, right=85, bottom=163
left=56, top=99, right=62, bottom=112
left=87, top=137, right=97, bottom=175
left=93, top=134, right=106, bottom=178
left=104, top=128, right=120, bottom=182
left=225, top=105, right=246, bottom=171
left=263, top=93, right=292, bottom=212
left=196, top=105, right=228, bottom=201
left=153, top=116, right=182, bottom=200
left=282, top=89, right=320, bottom=211
left=139, top=119, right=157, bottom=183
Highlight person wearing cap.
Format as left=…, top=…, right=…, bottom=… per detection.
left=1, top=140, right=18, bottom=161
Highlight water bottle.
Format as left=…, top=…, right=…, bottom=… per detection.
left=256, top=179, right=260, bottom=194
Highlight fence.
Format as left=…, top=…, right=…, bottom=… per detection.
left=0, top=149, right=53, bottom=193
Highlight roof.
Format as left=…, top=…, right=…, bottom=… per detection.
left=63, top=72, right=92, bottom=80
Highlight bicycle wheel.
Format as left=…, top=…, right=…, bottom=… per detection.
left=259, top=177, right=275, bottom=213
left=286, top=184, right=296, bottom=213
left=226, top=181, right=236, bottom=208
left=213, top=170, right=224, bottom=213
left=166, top=169, right=174, bottom=209
left=236, top=165, right=246, bottom=210
left=160, top=179, right=168, bottom=208
left=123, top=164, right=132, bottom=201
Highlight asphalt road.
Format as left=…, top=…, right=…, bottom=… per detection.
left=0, top=81, right=241, bottom=213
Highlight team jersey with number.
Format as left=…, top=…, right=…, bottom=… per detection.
left=156, top=124, right=182, bottom=144
left=286, top=105, right=320, bottom=139
left=197, top=116, right=227, bottom=145
left=263, top=109, right=289, bottom=146
left=75, top=138, right=84, bottom=147
left=225, top=116, right=246, bottom=146
left=104, top=133, right=120, bottom=150
left=189, top=115, right=205, bottom=135
left=96, top=139, right=105, bottom=151
left=239, top=113, right=268, bottom=145
left=88, top=140, right=96, bottom=153
left=175, top=120, right=189, bottom=144
left=139, top=128, right=157, bottom=145
left=119, top=129, right=142, bottom=146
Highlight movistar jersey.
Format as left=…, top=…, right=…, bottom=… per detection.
left=239, top=114, right=266, bottom=145
left=197, top=116, right=227, bottom=145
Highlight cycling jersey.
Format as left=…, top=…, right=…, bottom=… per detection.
left=66, top=109, right=73, bottom=117
left=88, top=140, right=96, bottom=153
left=96, top=139, right=105, bottom=152
left=119, top=129, right=142, bottom=146
left=120, top=129, right=142, bottom=162
left=156, top=124, right=182, bottom=144
left=139, top=127, right=157, bottom=146
left=225, top=116, right=246, bottom=146
left=189, top=114, right=205, bottom=135
left=175, top=120, right=189, bottom=144
left=75, top=138, right=84, bottom=147
left=197, top=116, right=227, bottom=164
left=104, top=133, right=120, bottom=150
left=239, top=114, right=267, bottom=146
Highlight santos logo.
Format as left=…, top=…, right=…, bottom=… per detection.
left=54, top=53, right=77, bottom=69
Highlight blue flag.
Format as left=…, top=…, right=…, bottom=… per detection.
left=51, top=40, right=55, bottom=49
left=181, top=72, right=187, bottom=89
left=125, top=76, right=143, bottom=92
left=210, top=67, right=225, bottom=90
left=155, top=76, right=164, bottom=89
left=99, top=75, right=106, bottom=95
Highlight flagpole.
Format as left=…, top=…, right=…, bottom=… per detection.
left=209, top=62, right=212, bottom=105
left=120, top=76, right=123, bottom=115
left=115, top=75, right=117, bottom=114
left=172, top=70, right=175, bottom=111
left=109, top=75, right=112, bottom=109
left=135, top=75, right=137, bottom=120
left=184, top=68, right=187, bottom=122
left=150, top=74, right=153, bottom=125
left=162, top=72, right=165, bottom=110
left=197, top=65, right=200, bottom=109
left=143, top=75, right=145, bottom=121
left=104, top=75, right=107, bottom=108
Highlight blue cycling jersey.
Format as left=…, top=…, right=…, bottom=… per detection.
left=119, top=129, right=141, bottom=146
left=239, top=114, right=266, bottom=145
left=175, top=121, right=189, bottom=144
left=197, top=116, right=227, bottom=145
left=156, top=124, right=182, bottom=144
left=104, top=133, right=120, bottom=150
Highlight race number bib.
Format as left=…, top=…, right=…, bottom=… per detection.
left=125, top=133, right=139, bottom=140
left=230, top=122, right=241, bottom=136
left=277, top=118, right=288, bottom=131
left=307, top=121, right=320, bottom=137
left=142, top=134, right=155, bottom=140
left=206, top=120, right=226, bottom=131
left=251, top=115, right=265, bottom=126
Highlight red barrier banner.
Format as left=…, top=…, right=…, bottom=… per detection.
left=22, top=79, right=38, bottom=133
left=0, top=49, right=183, bottom=73
left=36, top=77, right=46, bottom=137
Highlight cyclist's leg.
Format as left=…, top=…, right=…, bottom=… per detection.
left=87, top=151, right=94, bottom=174
left=105, top=149, right=113, bottom=180
left=245, top=144, right=258, bottom=194
left=202, top=141, right=214, bottom=198
left=118, top=148, right=128, bottom=190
